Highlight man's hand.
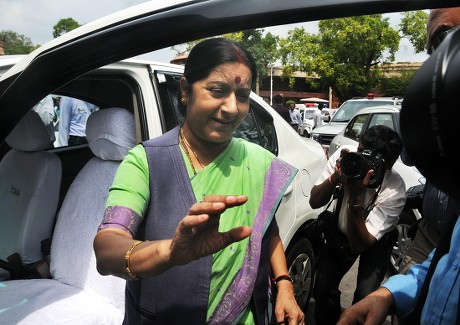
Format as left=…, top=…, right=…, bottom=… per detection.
left=337, top=287, right=394, bottom=325
left=169, top=195, right=252, bottom=266
left=343, top=168, right=374, bottom=202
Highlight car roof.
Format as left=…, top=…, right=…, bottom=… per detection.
left=355, top=105, right=401, bottom=114
left=0, top=0, right=457, bottom=141
left=342, top=97, right=402, bottom=104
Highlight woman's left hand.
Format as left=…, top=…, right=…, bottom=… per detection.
left=274, top=281, right=305, bottom=325
left=169, top=195, right=252, bottom=266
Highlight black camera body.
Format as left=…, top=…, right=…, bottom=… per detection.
left=340, top=149, right=386, bottom=188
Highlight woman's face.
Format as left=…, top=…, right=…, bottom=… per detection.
left=182, top=62, right=252, bottom=144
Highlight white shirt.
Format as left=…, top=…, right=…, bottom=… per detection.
left=289, top=108, right=303, bottom=126
left=315, top=145, right=407, bottom=240
left=313, top=107, right=323, bottom=128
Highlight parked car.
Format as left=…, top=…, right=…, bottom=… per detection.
left=322, top=108, right=337, bottom=122
left=329, top=105, right=425, bottom=274
left=0, top=57, right=326, bottom=321
left=0, top=1, right=452, bottom=323
left=311, top=95, right=403, bottom=149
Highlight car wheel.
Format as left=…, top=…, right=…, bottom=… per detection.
left=388, top=211, right=417, bottom=275
left=285, top=238, right=315, bottom=312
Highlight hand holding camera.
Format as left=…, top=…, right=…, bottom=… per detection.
left=340, top=149, right=386, bottom=188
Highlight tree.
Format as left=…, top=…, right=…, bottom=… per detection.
left=172, top=29, right=279, bottom=85
left=279, top=15, right=400, bottom=102
left=223, top=29, right=279, bottom=82
left=0, top=30, right=38, bottom=54
left=380, top=69, right=416, bottom=97
left=53, top=18, right=81, bottom=38
left=399, top=11, right=429, bottom=54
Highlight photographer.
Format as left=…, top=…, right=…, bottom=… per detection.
left=310, top=125, right=406, bottom=325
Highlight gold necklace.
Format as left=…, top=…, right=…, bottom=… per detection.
left=179, top=128, right=203, bottom=174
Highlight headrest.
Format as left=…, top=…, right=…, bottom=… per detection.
left=6, top=111, right=51, bottom=151
left=400, top=25, right=460, bottom=201
left=86, top=108, right=136, bottom=161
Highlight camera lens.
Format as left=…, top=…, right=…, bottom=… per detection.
left=341, top=152, right=367, bottom=179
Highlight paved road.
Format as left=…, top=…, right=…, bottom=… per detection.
left=305, top=258, right=396, bottom=324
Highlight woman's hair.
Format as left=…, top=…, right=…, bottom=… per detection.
left=359, top=125, right=402, bottom=163
left=177, top=37, right=257, bottom=115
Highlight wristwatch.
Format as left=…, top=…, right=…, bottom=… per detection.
left=347, top=201, right=365, bottom=213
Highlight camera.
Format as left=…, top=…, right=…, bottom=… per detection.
left=340, top=149, right=386, bottom=188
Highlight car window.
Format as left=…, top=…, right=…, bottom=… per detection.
left=155, top=71, right=278, bottom=155
left=234, top=101, right=277, bottom=155
left=343, top=114, right=368, bottom=141
left=302, top=109, right=316, bottom=120
left=332, top=101, right=393, bottom=122
left=30, top=95, right=99, bottom=149
left=368, top=113, right=394, bottom=130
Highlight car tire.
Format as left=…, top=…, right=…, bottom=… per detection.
left=303, top=130, right=310, bottom=138
left=285, top=237, right=315, bottom=312
left=388, top=211, right=417, bottom=275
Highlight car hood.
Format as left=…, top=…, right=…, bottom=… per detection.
left=311, top=122, right=347, bottom=135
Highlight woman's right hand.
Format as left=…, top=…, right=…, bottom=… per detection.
left=169, top=195, right=252, bottom=266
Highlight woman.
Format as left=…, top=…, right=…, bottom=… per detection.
left=94, top=38, right=304, bottom=325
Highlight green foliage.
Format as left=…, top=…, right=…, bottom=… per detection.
left=0, top=30, right=38, bottom=54
left=53, top=18, right=81, bottom=38
left=399, top=11, right=429, bottom=54
left=279, top=15, right=400, bottom=102
left=172, top=29, right=279, bottom=83
left=380, top=69, right=417, bottom=97
left=227, top=29, right=279, bottom=81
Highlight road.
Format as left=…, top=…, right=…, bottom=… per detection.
left=305, top=258, right=396, bottom=324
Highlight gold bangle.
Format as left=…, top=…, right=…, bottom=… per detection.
left=125, top=241, right=144, bottom=279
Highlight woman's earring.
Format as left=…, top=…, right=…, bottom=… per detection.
left=181, top=97, right=187, bottom=105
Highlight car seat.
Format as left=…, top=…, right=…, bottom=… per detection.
left=0, top=107, right=136, bottom=324
left=0, top=111, right=62, bottom=280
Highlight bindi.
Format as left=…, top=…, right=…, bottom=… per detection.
left=234, top=76, right=241, bottom=84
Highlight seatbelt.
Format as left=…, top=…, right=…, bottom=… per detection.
left=0, top=238, right=52, bottom=280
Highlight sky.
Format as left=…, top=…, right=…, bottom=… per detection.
left=0, top=0, right=429, bottom=64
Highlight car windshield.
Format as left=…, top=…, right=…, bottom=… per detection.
left=303, top=109, right=316, bottom=119
left=331, top=101, right=395, bottom=122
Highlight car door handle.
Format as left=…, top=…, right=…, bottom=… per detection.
left=283, top=186, right=293, bottom=197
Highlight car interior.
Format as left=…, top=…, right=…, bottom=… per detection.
left=0, top=107, right=135, bottom=323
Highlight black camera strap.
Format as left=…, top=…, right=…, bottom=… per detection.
left=333, top=183, right=381, bottom=219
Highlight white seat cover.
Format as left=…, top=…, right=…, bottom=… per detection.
left=0, top=111, right=61, bottom=268
left=0, top=108, right=136, bottom=324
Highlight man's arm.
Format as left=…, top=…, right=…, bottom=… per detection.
left=337, top=287, right=394, bottom=325
left=310, top=147, right=350, bottom=209
left=310, top=171, right=339, bottom=209
left=343, top=169, right=378, bottom=253
left=57, top=97, right=71, bottom=146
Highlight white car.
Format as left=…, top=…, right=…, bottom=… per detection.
left=0, top=55, right=326, bottom=321
left=0, top=1, right=450, bottom=323
left=329, top=105, right=425, bottom=274
left=298, top=105, right=316, bottom=137
left=311, top=95, right=403, bottom=149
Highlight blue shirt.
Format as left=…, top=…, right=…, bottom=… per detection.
left=383, top=216, right=460, bottom=324
left=57, top=96, right=98, bottom=146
